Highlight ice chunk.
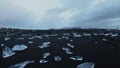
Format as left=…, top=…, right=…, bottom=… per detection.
left=9, top=60, right=34, bottom=68
left=12, top=44, right=28, bottom=51
left=67, top=43, right=74, bottom=48
left=62, top=47, right=73, bottom=55
left=3, top=46, right=16, bottom=58
left=54, top=56, right=62, bottom=61
left=93, top=33, right=98, bottom=36
left=102, top=38, right=107, bottom=42
left=70, top=39, right=73, bottom=42
left=83, top=33, right=91, bottom=36
left=73, top=33, right=82, bottom=37
left=29, top=36, right=42, bottom=39
left=28, top=41, right=33, bottom=44
left=76, top=62, right=95, bottom=68
left=58, top=36, right=69, bottom=40
left=70, top=56, right=83, bottom=61
left=40, top=59, right=48, bottom=64
left=38, top=42, right=51, bottom=49
left=111, top=33, right=118, bottom=37
left=1, top=44, right=4, bottom=47
left=4, top=37, right=10, bottom=41
left=43, top=52, right=50, bottom=58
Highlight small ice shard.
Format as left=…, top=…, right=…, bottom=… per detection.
left=70, top=39, right=73, bottom=42
left=111, top=33, right=118, bottom=37
left=67, top=43, right=74, bottom=48
left=1, top=44, right=4, bottom=47
left=104, top=33, right=110, bottom=36
left=62, top=47, right=73, bottom=55
left=12, top=44, right=28, bottom=51
left=38, top=42, right=51, bottom=49
left=102, top=38, right=107, bottom=42
left=76, top=62, right=95, bottom=68
left=3, top=46, right=16, bottom=58
left=83, top=33, right=91, bottom=36
left=9, top=60, right=35, bottom=68
left=70, top=56, right=83, bottom=61
left=43, top=52, right=50, bottom=58
left=73, top=33, right=82, bottom=37
left=40, top=59, right=48, bottom=64
left=93, top=33, right=98, bottom=36
left=54, top=56, right=62, bottom=61
left=4, top=37, right=10, bottom=41
left=28, top=41, right=33, bottom=44
left=58, top=36, right=68, bottom=40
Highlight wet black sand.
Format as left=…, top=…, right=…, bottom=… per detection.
left=0, top=29, right=120, bottom=68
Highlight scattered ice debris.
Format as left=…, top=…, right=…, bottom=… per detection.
left=83, top=33, right=91, bottom=36
left=62, top=47, right=73, bottom=55
left=40, top=59, right=48, bottom=64
left=29, top=36, right=42, bottom=39
left=28, top=41, right=33, bottom=44
left=54, top=56, right=62, bottom=61
left=12, top=44, right=28, bottom=51
left=1, top=44, right=4, bottom=47
left=3, top=46, right=16, bottom=58
left=63, top=33, right=70, bottom=36
left=76, top=62, right=95, bottom=68
left=70, top=56, right=83, bottom=61
left=58, top=36, right=68, bottom=40
left=102, top=38, right=108, bottom=42
left=38, top=42, right=51, bottom=49
left=73, top=33, right=82, bottom=37
left=44, top=34, right=58, bottom=37
left=67, top=43, right=74, bottom=48
left=4, top=37, right=10, bottom=41
left=9, top=60, right=35, bottom=68
left=43, top=52, right=50, bottom=58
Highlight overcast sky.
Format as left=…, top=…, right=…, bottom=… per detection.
left=0, top=0, right=120, bottom=29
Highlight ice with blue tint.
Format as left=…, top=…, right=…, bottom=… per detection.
left=54, top=56, right=62, bottom=61
left=9, top=60, right=35, bottom=68
left=12, top=44, right=28, bottom=51
left=67, top=43, right=74, bottom=48
left=62, top=47, right=73, bottom=55
left=73, top=33, right=82, bottom=37
left=38, top=42, right=51, bottom=49
left=76, top=62, right=95, bottom=68
left=70, top=56, right=83, bottom=61
left=4, top=37, right=10, bottom=41
left=43, top=52, right=50, bottom=58
left=40, top=59, right=48, bottom=64
left=3, top=46, right=16, bottom=58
